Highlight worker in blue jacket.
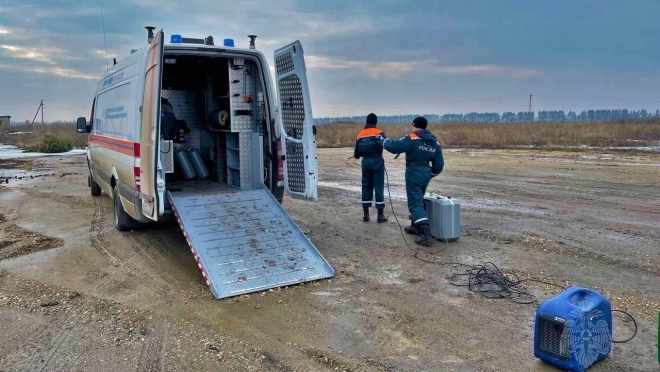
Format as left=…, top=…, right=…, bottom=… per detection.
left=378, top=116, right=444, bottom=246
left=354, top=113, right=388, bottom=223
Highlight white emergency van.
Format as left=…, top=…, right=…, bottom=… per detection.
left=77, top=27, right=333, bottom=299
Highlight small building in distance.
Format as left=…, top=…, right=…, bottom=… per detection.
left=0, top=115, right=11, bottom=131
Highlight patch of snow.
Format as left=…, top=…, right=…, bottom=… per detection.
left=0, top=144, right=87, bottom=160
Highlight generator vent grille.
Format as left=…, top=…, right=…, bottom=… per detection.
left=538, top=317, right=569, bottom=360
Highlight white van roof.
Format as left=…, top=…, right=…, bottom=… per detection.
left=100, top=41, right=266, bottom=81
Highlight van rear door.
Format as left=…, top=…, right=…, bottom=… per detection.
left=139, top=28, right=165, bottom=220
left=274, top=41, right=318, bottom=201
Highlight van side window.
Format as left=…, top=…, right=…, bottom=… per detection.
left=94, top=80, right=137, bottom=141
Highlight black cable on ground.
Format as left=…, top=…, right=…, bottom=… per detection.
left=611, top=310, right=638, bottom=343
left=382, top=159, right=637, bottom=340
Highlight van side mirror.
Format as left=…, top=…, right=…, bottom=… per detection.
left=76, top=117, right=89, bottom=133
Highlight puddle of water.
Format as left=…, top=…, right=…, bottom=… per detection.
left=318, top=181, right=407, bottom=200
left=0, top=144, right=87, bottom=160
left=0, top=168, right=55, bottom=182
left=311, top=291, right=339, bottom=297
left=318, top=181, right=549, bottom=215
left=459, top=198, right=549, bottom=215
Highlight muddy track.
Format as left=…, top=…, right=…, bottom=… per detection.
left=126, top=233, right=183, bottom=288
left=1, top=149, right=658, bottom=371
left=16, top=188, right=96, bottom=209
left=136, top=319, right=166, bottom=372
left=90, top=198, right=137, bottom=276
left=30, top=305, right=86, bottom=371
left=0, top=224, right=64, bottom=260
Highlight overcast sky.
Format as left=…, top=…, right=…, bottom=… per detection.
left=2, top=0, right=660, bottom=122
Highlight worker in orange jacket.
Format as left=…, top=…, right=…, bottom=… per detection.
left=354, top=113, right=388, bottom=223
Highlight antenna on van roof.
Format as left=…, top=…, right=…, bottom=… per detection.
left=146, top=26, right=156, bottom=44
left=100, top=4, right=109, bottom=70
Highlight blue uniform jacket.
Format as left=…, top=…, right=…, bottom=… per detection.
left=382, top=130, right=444, bottom=185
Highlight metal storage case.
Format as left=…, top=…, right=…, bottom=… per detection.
left=423, top=193, right=461, bottom=242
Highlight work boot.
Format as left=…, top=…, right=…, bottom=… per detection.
left=363, top=207, right=370, bottom=222
left=404, top=221, right=420, bottom=235
left=376, top=208, right=388, bottom=223
left=415, top=222, right=434, bottom=247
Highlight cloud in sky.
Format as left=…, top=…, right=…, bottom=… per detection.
left=306, top=55, right=539, bottom=79
left=1, top=0, right=660, bottom=121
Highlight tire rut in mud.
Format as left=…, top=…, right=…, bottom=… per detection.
left=90, top=198, right=137, bottom=276
left=126, top=233, right=183, bottom=290
left=90, top=199, right=197, bottom=297
left=135, top=320, right=166, bottom=372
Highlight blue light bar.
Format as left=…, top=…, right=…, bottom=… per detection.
left=170, top=35, right=182, bottom=43
left=223, top=38, right=234, bottom=47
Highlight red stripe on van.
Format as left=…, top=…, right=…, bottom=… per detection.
left=89, top=134, right=138, bottom=157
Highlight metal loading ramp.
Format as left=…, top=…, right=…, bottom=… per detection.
left=167, top=182, right=334, bottom=299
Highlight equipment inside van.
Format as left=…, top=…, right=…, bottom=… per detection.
left=77, top=28, right=334, bottom=299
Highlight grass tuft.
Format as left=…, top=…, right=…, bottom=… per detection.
left=3, top=121, right=88, bottom=152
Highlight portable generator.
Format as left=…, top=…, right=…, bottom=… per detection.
left=534, top=286, right=612, bottom=372
left=423, top=193, right=460, bottom=242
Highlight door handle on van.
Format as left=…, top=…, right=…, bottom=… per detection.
left=268, top=153, right=285, bottom=161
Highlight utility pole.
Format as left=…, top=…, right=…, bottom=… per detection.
left=528, top=93, right=533, bottom=122
left=31, top=100, right=44, bottom=126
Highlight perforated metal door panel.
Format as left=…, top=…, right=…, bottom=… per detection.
left=277, top=74, right=306, bottom=193
left=275, top=53, right=294, bottom=75
left=274, top=41, right=318, bottom=201
left=167, top=182, right=334, bottom=299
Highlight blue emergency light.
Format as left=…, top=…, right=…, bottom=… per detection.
left=223, top=38, right=234, bottom=47
left=170, top=35, right=182, bottom=43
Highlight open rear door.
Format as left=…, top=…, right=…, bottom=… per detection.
left=274, top=41, right=318, bottom=201
left=139, top=29, right=165, bottom=220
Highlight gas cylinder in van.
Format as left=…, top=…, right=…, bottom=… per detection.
left=174, top=144, right=196, bottom=180
left=186, top=146, right=209, bottom=180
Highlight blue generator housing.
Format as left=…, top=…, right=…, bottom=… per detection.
left=534, top=286, right=613, bottom=372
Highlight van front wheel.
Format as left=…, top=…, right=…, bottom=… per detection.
left=90, top=175, right=102, bottom=197
left=113, top=186, right=136, bottom=231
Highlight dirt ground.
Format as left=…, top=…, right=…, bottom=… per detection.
left=0, top=147, right=658, bottom=372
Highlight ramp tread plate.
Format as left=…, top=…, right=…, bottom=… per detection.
left=167, top=182, right=334, bottom=299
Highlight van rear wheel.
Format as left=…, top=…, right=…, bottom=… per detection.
left=113, top=186, right=136, bottom=231
left=90, top=175, right=102, bottom=196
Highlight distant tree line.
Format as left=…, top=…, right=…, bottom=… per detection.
left=314, top=109, right=660, bottom=125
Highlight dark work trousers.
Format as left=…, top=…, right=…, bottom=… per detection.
left=405, top=165, right=432, bottom=224
left=361, top=157, right=385, bottom=210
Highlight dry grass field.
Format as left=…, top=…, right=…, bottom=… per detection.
left=1, top=121, right=88, bottom=151
left=316, top=120, right=660, bottom=149
left=2, top=120, right=659, bottom=153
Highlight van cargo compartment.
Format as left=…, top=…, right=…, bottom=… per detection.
left=166, top=181, right=334, bottom=299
